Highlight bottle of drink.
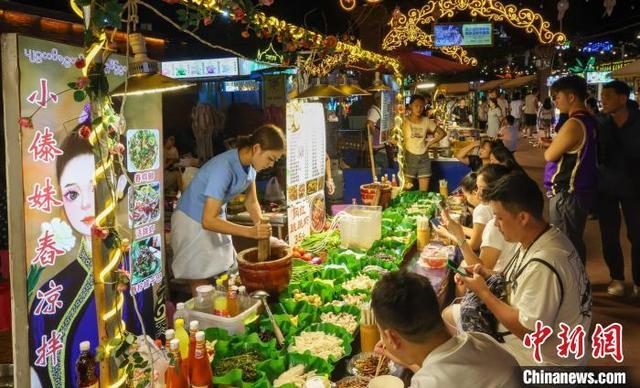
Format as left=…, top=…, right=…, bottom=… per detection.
left=391, top=174, right=398, bottom=187
left=227, top=285, right=240, bottom=317
left=190, top=331, right=213, bottom=387
left=174, top=319, right=190, bottom=370
left=76, top=341, right=98, bottom=387
left=174, top=302, right=187, bottom=324
left=384, top=174, right=389, bottom=183
left=213, top=278, right=228, bottom=317
left=166, top=338, right=189, bottom=388
left=188, top=320, right=199, bottom=375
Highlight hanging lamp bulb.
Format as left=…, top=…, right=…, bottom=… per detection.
left=111, top=33, right=194, bottom=97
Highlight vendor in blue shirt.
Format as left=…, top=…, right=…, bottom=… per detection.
left=171, top=124, right=285, bottom=294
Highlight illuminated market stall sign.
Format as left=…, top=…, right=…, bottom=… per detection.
left=433, top=23, right=493, bottom=47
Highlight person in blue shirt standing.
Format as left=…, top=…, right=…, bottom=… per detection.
left=171, top=124, right=285, bottom=294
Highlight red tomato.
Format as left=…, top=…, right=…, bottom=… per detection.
left=303, top=253, right=313, bottom=261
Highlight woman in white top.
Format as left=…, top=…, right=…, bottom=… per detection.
left=402, top=94, right=446, bottom=191
left=439, top=164, right=516, bottom=272
left=486, top=98, right=503, bottom=138
left=439, top=172, right=491, bottom=252
left=537, top=97, right=555, bottom=138
left=439, top=164, right=518, bottom=334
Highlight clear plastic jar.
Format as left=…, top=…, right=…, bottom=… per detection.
left=194, top=285, right=215, bottom=314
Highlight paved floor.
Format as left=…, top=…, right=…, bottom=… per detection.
left=515, top=136, right=639, bottom=381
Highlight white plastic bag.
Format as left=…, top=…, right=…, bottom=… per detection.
left=264, top=177, right=285, bottom=202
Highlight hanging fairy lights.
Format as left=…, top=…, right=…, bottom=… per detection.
left=383, top=0, right=566, bottom=65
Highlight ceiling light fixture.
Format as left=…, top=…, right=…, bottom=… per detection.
left=111, top=33, right=194, bottom=97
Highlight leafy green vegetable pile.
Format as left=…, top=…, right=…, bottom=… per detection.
left=204, top=192, right=442, bottom=386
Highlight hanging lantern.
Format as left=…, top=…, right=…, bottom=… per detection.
left=557, top=0, right=570, bottom=22
left=603, top=0, right=616, bottom=17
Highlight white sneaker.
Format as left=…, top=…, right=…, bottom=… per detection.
left=607, top=280, right=626, bottom=296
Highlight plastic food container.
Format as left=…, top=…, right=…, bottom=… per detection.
left=339, top=205, right=382, bottom=250
left=183, top=293, right=261, bottom=335
left=367, top=375, right=403, bottom=388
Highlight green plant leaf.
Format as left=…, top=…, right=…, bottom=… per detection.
left=73, top=90, right=86, bottom=102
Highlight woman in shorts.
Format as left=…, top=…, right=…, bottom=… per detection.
left=402, top=94, right=446, bottom=191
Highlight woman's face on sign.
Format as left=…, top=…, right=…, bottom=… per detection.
left=59, top=154, right=95, bottom=237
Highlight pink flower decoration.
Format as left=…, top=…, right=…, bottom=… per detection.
left=78, top=125, right=92, bottom=140
left=91, top=224, right=110, bottom=240
left=109, top=142, right=125, bottom=155
left=18, top=117, right=34, bottom=129
left=76, top=77, right=89, bottom=89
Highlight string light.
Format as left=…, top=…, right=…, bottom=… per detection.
left=383, top=0, right=566, bottom=64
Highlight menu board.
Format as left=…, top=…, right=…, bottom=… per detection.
left=161, top=57, right=239, bottom=78
left=125, top=129, right=164, bottom=295
left=14, top=36, right=165, bottom=387
left=285, top=101, right=327, bottom=245
left=379, top=90, right=395, bottom=144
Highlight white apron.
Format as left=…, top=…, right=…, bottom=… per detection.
left=171, top=209, right=236, bottom=279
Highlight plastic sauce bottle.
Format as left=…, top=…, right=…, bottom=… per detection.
left=213, top=278, right=229, bottom=317
left=165, top=329, right=176, bottom=357
left=174, top=302, right=187, bottom=324
left=190, top=331, right=213, bottom=387
left=391, top=174, right=398, bottom=187
left=188, top=320, right=199, bottom=375
left=165, top=338, right=189, bottom=388
left=227, top=285, right=240, bottom=318
left=76, top=341, right=98, bottom=387
left=174, top=319, right=190, bottom=369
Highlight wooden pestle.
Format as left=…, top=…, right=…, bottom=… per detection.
left=257, top=216, right=271, bottom=262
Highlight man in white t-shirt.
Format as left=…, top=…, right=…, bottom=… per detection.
left=509, top=92, right=524, bottom=131
left=497, top=92, right=509, bottom=117
left=458, top=173, right=592, bottom=366
left=367, top=92, right=393, bottom=170
left=372, top=271, right=520, bottom=388
left=523, top=88, right=540, bottom=137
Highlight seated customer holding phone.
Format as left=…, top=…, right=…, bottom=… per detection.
left=371, top=271, right=520, bottom=388
left=449, top=173, right=592, bottom=366
left=436, top=164, right=517, bottom=273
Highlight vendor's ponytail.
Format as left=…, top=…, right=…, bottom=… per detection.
left=237, top=124, right=285, bottom=151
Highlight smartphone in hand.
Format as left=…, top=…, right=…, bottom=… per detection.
left=447, top=259, right=471, bottom=277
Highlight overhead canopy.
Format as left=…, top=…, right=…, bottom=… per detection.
left=394, top=50, right=471, bottom=74
left=502, top=75, right=537, bottom=89
left=611, top=59, right=640, bottom=80
left=475, top=79, right=508, bottom=91
left=437, top=82, right=470, bottom=94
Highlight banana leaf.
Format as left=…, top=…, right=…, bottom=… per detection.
left=318, top=265, right=351, bottom=284
left=318, top=304, right=361, bottom=334
left=288, top=322, right=353, bottom=364
left=360, top=256, right=399, bottom=275
left=210, top=331, right=286, bottom=387
left=290, top=258, right=322, bottom=283
left=336, top=272, right=380, bottom=296
left=325, top=251, right=362, bottom=272
left=287, top=351, right=335, bottom=376
left=275, top=298, right=320, bottom=316
left=283, top=280, right=335, bottom=304
left=258, top=312, right=317, bottom=338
